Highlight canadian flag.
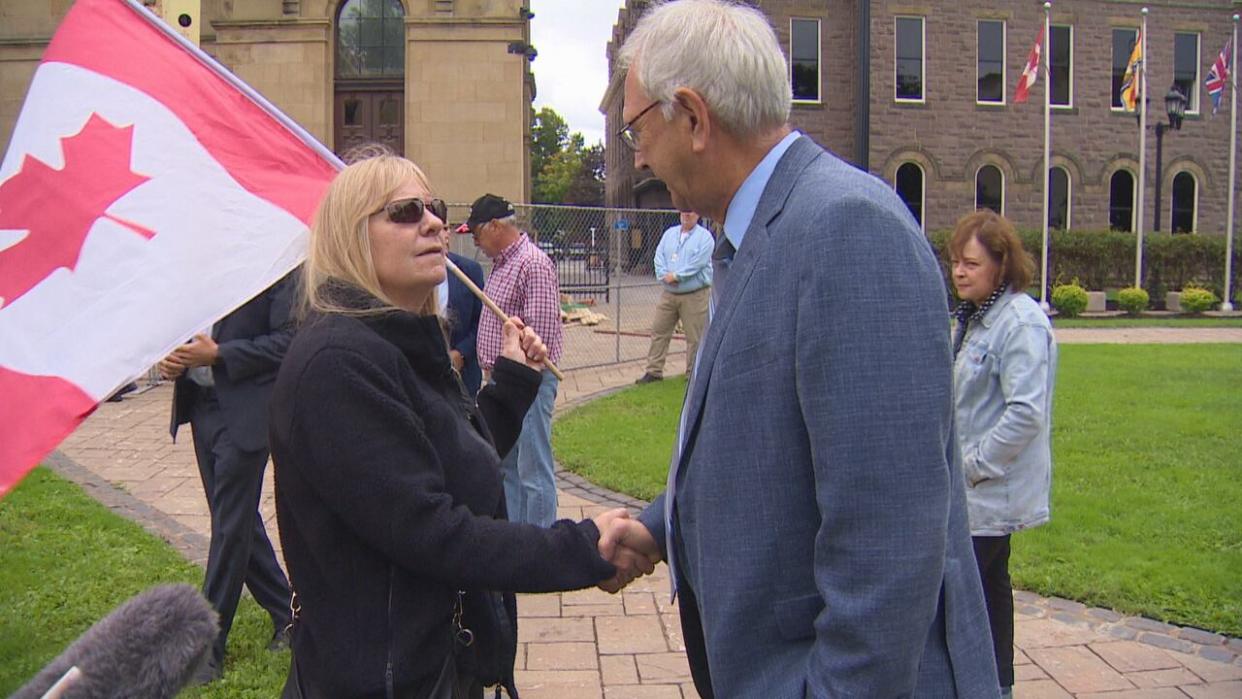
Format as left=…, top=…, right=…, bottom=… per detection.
left=1014, top=27, right=1044, bottom=104
left=0, top=0, right=340, bottom=496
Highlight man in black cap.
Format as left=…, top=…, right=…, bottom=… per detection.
left=459, top=194, right=564, bottom=527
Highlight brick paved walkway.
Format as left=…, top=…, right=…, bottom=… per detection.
left=50, top=327, right=1242, bottom=698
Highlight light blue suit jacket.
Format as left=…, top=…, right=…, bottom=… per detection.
left=640, top=137, right=999, bottom=697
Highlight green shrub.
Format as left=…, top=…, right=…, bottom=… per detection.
left=1117, top=287, right=1150, bottom=315
left=1179, top=286, right=1219, bottom=314
left=926, top=229, right=1241, bottom=303
left=1051, top=282, right=1089, bottom=317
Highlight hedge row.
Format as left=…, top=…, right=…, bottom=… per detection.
left=926, top=229, right=1242, bottom=302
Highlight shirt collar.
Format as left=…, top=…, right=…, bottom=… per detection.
left=723, top=131, right=800, bottom=249
left=494, top=232, right=528, bottom=266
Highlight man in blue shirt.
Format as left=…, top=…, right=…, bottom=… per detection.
left=635, top=211, right=713, bottom=384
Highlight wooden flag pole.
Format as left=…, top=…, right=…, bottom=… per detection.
left=444, top=257, right=565, bottom=382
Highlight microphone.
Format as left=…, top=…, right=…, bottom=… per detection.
left=13, top=584, right=219, bottom=699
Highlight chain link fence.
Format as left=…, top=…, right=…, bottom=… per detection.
left=445, top=203, right=716, bottom=372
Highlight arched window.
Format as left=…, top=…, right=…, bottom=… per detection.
left=1170, top=172, right=1197, bottom=233
left=1048, top=166, right=1070, bottom=230
left=975, top=165, right=1003, bottom=214
left=1109, top=170, right=1135, bottom=232
left=895, top=162, right=924, bottom=229
left=336, top=0, right=406, bottom=78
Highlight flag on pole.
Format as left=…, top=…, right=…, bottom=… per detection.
left=1206, top=38, right=1233, bottom=115
left=0, top=0, right=340, bottom=496
left=1014, top=27, right=1044, bottom=104
left=1121, top=30, right=1144, bottom=111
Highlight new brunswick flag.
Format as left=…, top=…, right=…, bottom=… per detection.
left=1121, top=30, right=1144, bottom=111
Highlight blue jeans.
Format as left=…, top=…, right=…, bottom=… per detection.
left=500, top=369, right=559, bottom=527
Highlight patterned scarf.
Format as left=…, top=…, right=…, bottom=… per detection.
left=952, top=285, right=1007, bottom=358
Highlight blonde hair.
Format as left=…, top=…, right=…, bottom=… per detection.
left=303, top=155, right=440, bottom=318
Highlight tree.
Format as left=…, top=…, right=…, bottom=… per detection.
left=529, top=107, right=604, bottom=205
left=564, top=143, right=604, bottom=206
left=530, top=107, right=569, bottom=189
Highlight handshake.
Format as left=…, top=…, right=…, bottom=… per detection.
left=592, top=509, right=663, bottom=593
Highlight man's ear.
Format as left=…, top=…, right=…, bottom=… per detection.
left=673, top=87, right=712, bottom=153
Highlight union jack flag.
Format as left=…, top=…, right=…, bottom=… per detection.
left=1206, top=38, right=1232, bottom=115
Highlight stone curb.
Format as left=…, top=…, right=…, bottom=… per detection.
left=43, top=450, right=210, bottom=565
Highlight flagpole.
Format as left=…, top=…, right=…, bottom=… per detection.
left=121, top=0, right=345, bottom=171
left=1040, top=1, right=1052, bottom=312
left=1225, top=15, right=1239, bottom=312
left=1136, top=8, right=1149, bottom=288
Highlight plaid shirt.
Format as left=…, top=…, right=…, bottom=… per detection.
left=477, top=232, right=563, bottom=370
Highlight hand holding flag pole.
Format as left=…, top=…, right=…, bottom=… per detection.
left=443, top=256, right=565, bottom=382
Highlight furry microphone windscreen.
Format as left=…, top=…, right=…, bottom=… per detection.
left=12, top=583, right=219, bottom=699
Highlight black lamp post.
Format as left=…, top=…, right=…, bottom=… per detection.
left=1152, top=85, right=1188, bottom=231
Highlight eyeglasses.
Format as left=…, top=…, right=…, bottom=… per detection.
left=380, top=197, right=447, bottom=225
left=617, top=100, right=661, bottom=150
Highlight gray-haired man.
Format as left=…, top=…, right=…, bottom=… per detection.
left=597, top=1, right=999, bottom=696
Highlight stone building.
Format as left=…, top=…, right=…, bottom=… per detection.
left=0, top=0, right=535, bottom=204
left=602, top=0, right=1242, bottom=237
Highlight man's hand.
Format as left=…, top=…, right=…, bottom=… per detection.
left=157, top=356, right=186, bottom=380
left=597, top=516, right=662, bottom=593
left=662, top=272, right=678, bottom=285
left=170, top=333, right=219, bottom=368
left=499, top=317, right=546, bottom=371
left=449, top=349, right=465, bottom=373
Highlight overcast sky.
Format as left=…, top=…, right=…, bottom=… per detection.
left=529, top=0, right=628, bottom=147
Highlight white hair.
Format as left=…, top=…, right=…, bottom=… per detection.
left=619, top=0, right=791, bottom=139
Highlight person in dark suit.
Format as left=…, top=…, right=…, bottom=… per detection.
left=597, top=2, right=999, bottom=697
left=157, top=272, right=296, bottom=681
left=444, top=249, right=485, bottom=396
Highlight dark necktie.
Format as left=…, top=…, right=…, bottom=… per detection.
left=709, top=234, right=736, bottom=315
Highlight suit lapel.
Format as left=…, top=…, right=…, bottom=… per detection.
left=675, top=137, right=823, bottom=471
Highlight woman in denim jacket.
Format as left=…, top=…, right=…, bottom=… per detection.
left=947, top=210, right=1057, bottom=699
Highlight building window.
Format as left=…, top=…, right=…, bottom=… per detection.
left=977, top=20, right=1005, bottom=104
left=1109, top=170, right=1135, bottom=231
left=1174, top=33, right=1201, bottom=114
left=1048, top=166, right=1070, bottom=230
left=1050, top=25, right=1073, bottom=107
left=1171, top=172, right=1197, bottom=233
left=976, top=165, right=1003, bottom=214
left=1112, top=28, right=1138, bottom=110
left=791, top=18, right=821, bottom=102
left=895, top=162, right=924, bottom=229
left=336, top=0, right=406, bottom=78
left=896, top=17, right=925, bottom=102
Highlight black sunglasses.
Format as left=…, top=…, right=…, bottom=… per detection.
left=381, top=197, right=447, bottom=225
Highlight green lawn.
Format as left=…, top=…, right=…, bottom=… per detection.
left=1052, top=316, right=1242, bottom=328
left=553, top=344, right=1242, bottom=636
left=0, top=468, right=288, bottom=697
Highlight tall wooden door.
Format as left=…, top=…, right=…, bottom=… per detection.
left=334, top=90, right=404, bottom=157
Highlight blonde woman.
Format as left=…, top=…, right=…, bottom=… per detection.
left=269, top=155, right=641, bottom=698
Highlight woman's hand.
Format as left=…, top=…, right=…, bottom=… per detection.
left=500, top=317, right=547, bottom=371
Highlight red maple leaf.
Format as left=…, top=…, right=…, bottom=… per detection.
left=0, top=114, right=155, bottom=308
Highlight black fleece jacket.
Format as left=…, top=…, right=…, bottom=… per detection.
left=269, top=291, right=615, bottom=698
